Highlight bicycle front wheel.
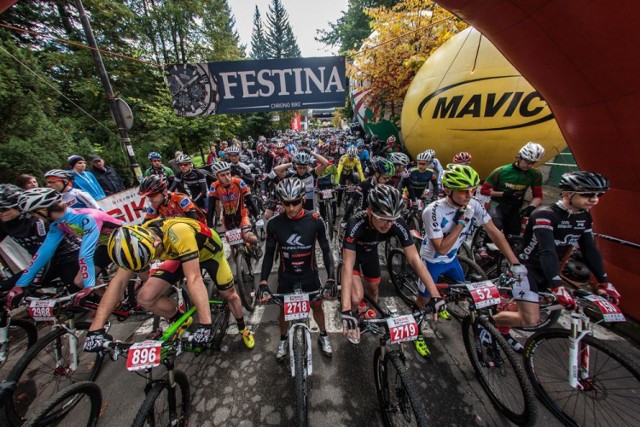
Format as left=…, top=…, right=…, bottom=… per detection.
left=462, top=315, right=536, bottom=425
left=293, top=326, right=308, bottom=426
left=132, top=370, right=191, bottom=427
left=6, top=323, right=103, bottom=425
left=386, top=249, right=419, bottom=307
left=23, top=381, right=102, bottom=427
left=236, top=250, right=257, bottom=312
left=373, top=347, right=428, bottom=426
left=524, top=329, right=640, bottom=426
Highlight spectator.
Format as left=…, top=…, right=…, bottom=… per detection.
left=89, top=154, right=126, bottom=196
left=167, top=151, right=183, bottom=174
left=16, top=174, right=38, bottom=190
left=67, top=155, right=106, bottom=200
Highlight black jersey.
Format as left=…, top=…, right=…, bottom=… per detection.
left=0, top=213, right=79, bottom=257
left=260, top=210, right=334, bottom=282
left=170, top=168, right=208, bottom=201
left=343, top=211, right=413, bottom=253
left=519, top=201, right=607, bottom=285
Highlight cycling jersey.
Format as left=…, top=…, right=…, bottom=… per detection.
left=428, top=159, right=444, bottom=186
left=208, top=177, right=251, bottom=217
left=357, top=149, right=370, bottom=169
left=481, top=163, right=543, bottom=207
left=0, top=213, right=79, bottom=257
left=337, top=155, right=365, bottom=181
left=343, top=211, right=413, bottom=253
left=17, top=208, right=123, bottom=288
left=260, top=209, right=334, bottom=290
left=144, top=165, right=175, bottom=179
left=230, top=162, right=254, bottom=186
left=61, top=188, right=101, bottom=210
left=169, top=169, right=208, bottom=202
left=401, top=167, right=437, bottom=200
left=316, top=164, right=338, bottom=188
left=144, top=192, right=206, bottom=223
left=421, top=198, right=491, bottom=264
left=343, top=177, right=376, bottom=220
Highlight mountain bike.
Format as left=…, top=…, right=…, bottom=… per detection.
left=524, top=289, right=640, bottom=426
left=357, top=296, right=430, bottom=427
left=316, top=186, right=338, bottom=241
left=0, top=292, right=38, bottom=376
left=223, top=227, right=258, bottom=312
left=260, top=286, right=326, bottom=427
left=22, top=381, right=102, bottom=427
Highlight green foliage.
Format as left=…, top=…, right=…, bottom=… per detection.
left=263, top=0, right=301, bottom=59
left=250, top=6, right=268, bottom=60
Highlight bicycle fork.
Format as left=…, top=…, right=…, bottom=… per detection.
left=53, top=322, right=80, bottom=375
left=289, top=324, right=313, bottom=378
left=0, top=313, right=10, bottom=363
left=568, top=312, right=592, bottom=390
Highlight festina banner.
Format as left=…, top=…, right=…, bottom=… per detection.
left=165, top=56, right=346, bottom=116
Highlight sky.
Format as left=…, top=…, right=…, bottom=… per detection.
left=228, top=0, right=348, bottom=57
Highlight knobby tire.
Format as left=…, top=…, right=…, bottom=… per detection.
left=293, top=327, right=308, bottom=426
left=23, top=381, right=102, bottom=427
left=131, top=370, right=191, bottom=427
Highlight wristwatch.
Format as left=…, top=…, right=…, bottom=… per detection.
left=165, top=63, right=219, bottom=116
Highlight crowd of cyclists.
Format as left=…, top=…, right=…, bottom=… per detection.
left=0, top=127, right=624, bottom=420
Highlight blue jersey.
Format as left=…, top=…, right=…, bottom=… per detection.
left=357, top=149, right=370, bottom=169
left=401, top=167, right=437, bottom=199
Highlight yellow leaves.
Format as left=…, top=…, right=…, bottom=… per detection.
left=348, top=0, right=467, bottom=122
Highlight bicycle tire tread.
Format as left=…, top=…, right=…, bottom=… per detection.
left=131, top=370, right=190, bottom=427
left=293, top=327, right=308, bottom=426
left=23, top=381, right=102, bottom=427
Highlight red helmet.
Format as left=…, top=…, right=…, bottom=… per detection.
left=453, top=152, right=472, bottom=165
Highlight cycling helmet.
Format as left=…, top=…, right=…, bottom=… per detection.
left=0, top=184, right=24, bottom=209
left=346, top=146, right=358, bottom=158
left=356, top=139, right=365, bottom=148
left=371, top=157, right=395, bottom=176
left=453, top=151, right=473, bottom=164
left=148, top=152, right=162, bottom=160
left=416, top=150, right=433, bottom=163
left=258, top=135, right=267, bottom=143
left=107, top=225, right=157, bottom=271
left=211, top=161, right=231, bottom=175
left=292, top=152, right=311, bottom=166
left=18, top=188, right=63, bottom=212
left=255, top=142, right=266, bottom=153
left=518, top=142, right=545, bottom=162
left=387, top=135, right=396, bottom=145
left=241, top=140, right=249, bottom=147
left=275, top=142, right=286, bottom=149
left=176, top=154, right=192, bottom=164
left=442, top=164, right=480, bottom=190
left=425, top=149, right=436, bottom=158
left=275, top=177, right=306, bottom=202
left=44, top=169, right=74, bottom=186
left=226, top=146, right=241, bottom=155
left=389, top=152, right=410, bottom=166
left=559, top=171, right=610, bottom=192
left=138, top=175, right=167, bottom=196
left=367, top=185, right=404, bottom=218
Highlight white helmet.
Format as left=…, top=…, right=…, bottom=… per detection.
left=389, top=152, right=410, bottom=167
left=518, top=142, right=545, bottom=162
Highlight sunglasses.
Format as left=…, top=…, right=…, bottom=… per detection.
left=371, top=212, right=398, bottom=223
left=417, top=162, right=428, bottom=166
left=455, top=188, right=476, bottom=194
left=282, top=199, right=303, bottom=207
left=575, top=192, right=605, bottom=198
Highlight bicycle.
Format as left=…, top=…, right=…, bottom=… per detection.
left=260, top=286, right=326, bottom=426
left=523, top=289, right=640, bottom=426
left=223, top=227, right=258, bottom=312
left=315, top=186, right=338, bottom=241
left=22, top=381, right=102, bottom=427
left=357, top=296, right=430, bottom=426
left=0, top=292, right=38, bottom=375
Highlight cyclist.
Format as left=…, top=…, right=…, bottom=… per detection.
left=342, top=157, right=395, bottom=228
left=144, top=152, right=175, bottom=181
left=257, top=178, right=336, bottom=360
left=240, top=140, right=254, bottom=160
left=207, top=161, right=261, bottom=255
left=493, top=171, right=621, bottom=342
left=168, top=154, right=208, bottom=210
left=480, top=142, right=545, bottom=238
left=383, top=135, right=399, bottom=155
left=336, top=146, right=365, bottom=210
left=452, top=151, right=473, bottom=166
left=420, top=164, right=527, bottom=351
left=6, top=188, right=123, bottom=309
left=340, top=185, right=444, bottom=344
left=274, top=149, right=329, bottom=211
left=422, top=149, right=444, bottom=192
left=84, top=217, right=255, bottom=351
left=226, top=146, right=255, bottom=186
left=388, top=152, right=410, bottom=189
left=273, top=141, right=291, bottom=167
left=401, top=151, right=438, bottom=207
left=139, top=175, right=206, bottom=224
left=255, top=140, right=276, bottom=174
left=356, top=140, right=370, bottom=172
left=316, top=158, right=339, bottom=223
left=0, top=184, right=80, bottom=290
left=45, top=169, right=101, bottom=210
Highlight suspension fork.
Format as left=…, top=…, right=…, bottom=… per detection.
left=568, top=311, right=592, bottom=389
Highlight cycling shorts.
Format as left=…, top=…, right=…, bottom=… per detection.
left=276, top=272, right=321, bottom=294
left=350, top=250, right=381, bottom=283
left=151, top=258, right=234, bottom=291
left=94, top=245, right=112, bottom=271
left=511, top=266, right=543, bottom=304
left=420, top=258, right=465, bottom=296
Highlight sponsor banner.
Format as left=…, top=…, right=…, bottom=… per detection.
left=165, top=56, right=346, bottom=116
left=97, top=187, right=147, bottom=225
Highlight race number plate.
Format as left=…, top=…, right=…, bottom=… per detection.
left=126, top=340, right=162, bottom=371
left=466, top=281, right=500, bottom=309
left=225, top=228, right=244, bottom=246
left=387, top=314, right=419, bottom=344
left=284, top=293, right=311, bottom=321
left=584, top=295, right=625, bottom=322
left=29, top=300, right=56, bottom=321
left=321, top=189, right=333, bottom=199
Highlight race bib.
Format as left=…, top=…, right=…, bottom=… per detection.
left=284, top=293, right=311, bottom=321
left=585, top=295, right=625, bottom=322
left=321, top=189, right=333, bottom=199
left=126, top=340, right=162, bottom=371
left=387, top=314, right=419, bottom=344
left=466, top=281, right=500, bottom=309
left=29, top=300, right=56, bottom=322
left=225, top=228, right=244, bottom=246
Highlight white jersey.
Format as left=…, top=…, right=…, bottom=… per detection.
left=420, top=197, right=491, bottom=264
left=61, top=188, right=101, bottom=210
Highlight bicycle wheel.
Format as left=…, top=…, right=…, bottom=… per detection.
left=461, top=315, right=536, bottom=425
left=132, top=370, right=191, bottom=427
left=524, top=329, right=640, bottom=426
left=23, top=381, right=102, bottom=427
left=384, top=235, right=402, bottom=263
left=235, top=250, right=257, bottom=312
left=373, top=348, right=428, bottom=426
left=0, top=317, right=38, bottom=373
left=5, top=323, right=104, bottom=425
left=324, top=201, right=334, bottom=242
left=457, top=255, right=488, bottom=282
left=293, top=327, right=308, bottom=426
left=386, top=249, right=418, bottom=307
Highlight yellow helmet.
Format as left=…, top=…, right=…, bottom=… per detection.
left=107, top=226, right=156, bottom=271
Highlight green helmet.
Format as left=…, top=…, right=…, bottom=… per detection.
left=442, top=164, right=480, bottom=190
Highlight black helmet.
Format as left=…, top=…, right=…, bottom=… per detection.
left=0, top=184, right=24, bottom=209
left=138, top=175, right=167, bottom=196
left=367, top=185, right=404, bottom=218
left=559, top=171, right=610, bottom=192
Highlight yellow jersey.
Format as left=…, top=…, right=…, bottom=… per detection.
left=337, top=155, right=365, bottom=181
left=143, top=218, right=224, bottom=263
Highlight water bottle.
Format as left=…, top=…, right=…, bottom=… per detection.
left=358, top=301, right=376, bottom=319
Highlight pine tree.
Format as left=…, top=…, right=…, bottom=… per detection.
left=264, top=0, right=301, bottom=58
left=250, top=6, right=268, bottom=59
